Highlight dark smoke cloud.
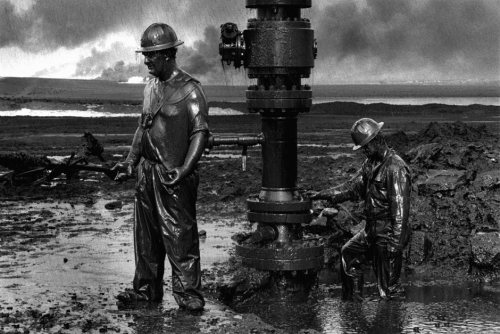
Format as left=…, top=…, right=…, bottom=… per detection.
left=73, top=41, right=152, bottom=82
left=74, top=42, right=138, bottom=77
left=1, top=0, right=247, bottom=82
left=0, top=0, right=246, bottom=51
left=88, top=26, right=225, bottom=83
left=0, top=1, right=24, bottom=47
left=312, top=0, right=500, bottom=81
left=1, top=0, right=136, bottom=50
left=3, top=0, right=497, bottom=83
left=98, top=60, right=146, bottom=82
left=178, top=26, right=222, bottom=81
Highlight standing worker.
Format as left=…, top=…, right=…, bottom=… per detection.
left=112, top=23, right=209, bottom=311
left=308, top=118, right=411, bottom=301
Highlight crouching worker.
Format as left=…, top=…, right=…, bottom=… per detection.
left=111, top=23, right=209, bottom=311
left=308, top=118, right=411, bottom=301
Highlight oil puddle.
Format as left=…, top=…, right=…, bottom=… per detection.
left=233, top=277, right=500, bottom=333
left=198, top=216, right=247, bottom=266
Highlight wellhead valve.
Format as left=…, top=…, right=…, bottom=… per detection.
left=218, top=0, right=323, bottom=274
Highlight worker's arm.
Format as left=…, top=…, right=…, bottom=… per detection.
left=112, top=125, right=143, bottom=181
left=308, top=166, right=366, bottom=204
left=387, top=163, right=412, bottom=250
left=163, top=84, right=209, bottom=186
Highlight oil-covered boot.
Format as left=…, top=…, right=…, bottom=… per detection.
left=341, top=262, right=354, bottom=300
left=341, top=263, right=364, bottom=302
left=373, top=245, right=391, bottom=300
left=353, top=275, right=364, bottom=302
left=388, top=250, right=405, bottom=298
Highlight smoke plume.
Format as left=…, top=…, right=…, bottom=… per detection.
left=2, top=0, right=498, bottom=83
left=312, top=0, right=500, bottom=82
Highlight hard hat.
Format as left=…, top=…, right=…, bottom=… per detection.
left=350, top=118, right=384, bottom=150
left=136, top=23, right=184, bottom=53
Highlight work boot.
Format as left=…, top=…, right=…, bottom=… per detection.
left=388, top=250, right=405, bottom=299
left=340, top=261, right=354, bottom=300
left=352, top=275, right=364, bottom=302
left=373, top=245, right=391, bottom=299
left=185, top=299, right=204, bottom=312
left=341, top=263, right=364, bottom=302
left=116, top=289, right=150, bottom=309
left=177, top=296, right=204, bottom=313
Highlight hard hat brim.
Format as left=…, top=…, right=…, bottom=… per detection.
left=352, top=121, right=384, bottom=150
left=135, top=40, right=184, bottom=53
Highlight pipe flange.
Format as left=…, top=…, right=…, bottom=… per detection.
left=236, top=243, right=323, bottom=271
left=247, top=197, right=311, bottom=212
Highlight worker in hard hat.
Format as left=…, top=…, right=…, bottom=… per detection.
left=112, top=23, right=209, bottom=311
left=308, top=118, right=411, bottom=301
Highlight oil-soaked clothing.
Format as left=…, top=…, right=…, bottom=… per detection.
left=132, top=70, right=208, bottom=306
left=328, top=148, right=411, bottom=298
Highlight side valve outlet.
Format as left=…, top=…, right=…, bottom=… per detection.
left=205, top=133, right=264, bottom=172
left=219, top=22, right=246, bottom=68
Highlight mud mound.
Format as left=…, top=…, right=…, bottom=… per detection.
left=405, top=122, right=500, bottom=279
left=415, top=121, right=490, bottom=143
left=406, top=143, right=497, bottom=173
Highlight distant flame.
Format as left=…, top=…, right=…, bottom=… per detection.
left=127, top=76, right=145, bottom=84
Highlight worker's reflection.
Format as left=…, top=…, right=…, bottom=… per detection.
left=338, top=299, right=406, bottom=334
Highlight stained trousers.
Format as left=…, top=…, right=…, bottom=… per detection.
left=132, top=159, right=204, bottom=306
left=341, top=220, right=402, bottom=299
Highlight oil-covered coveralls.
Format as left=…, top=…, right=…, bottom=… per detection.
left=123, top=69, right=209, bottom=307
left=325, top=148, right=411, bottom=299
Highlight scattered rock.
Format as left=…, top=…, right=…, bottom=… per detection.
left=416, top=169, right=466, bottom=195
left=471, top=232, right=500, bottom=269
left=298, top=329, right=322, bottom=334
left=407, top=231, right=431, bottom=265
left=105, top=200, right=122, bottom=210
left=472, top=170, right=500, bottom=190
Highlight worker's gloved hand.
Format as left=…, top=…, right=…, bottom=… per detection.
left=111, top=161, right=133, bottom=182
left=162, top=166, right=188, bottom=186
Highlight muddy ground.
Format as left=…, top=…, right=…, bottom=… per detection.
left=0, top=101, right=499, bottom=333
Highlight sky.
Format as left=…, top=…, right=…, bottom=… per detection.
left=0, top=0, right=499, bottom=84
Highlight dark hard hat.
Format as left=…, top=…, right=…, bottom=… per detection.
left=350, top=118, right=384, bottom=150
left=136, top=23, right=184, bottom=53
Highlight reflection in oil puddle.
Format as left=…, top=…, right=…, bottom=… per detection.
left=234, top=279, right=500, bottom=333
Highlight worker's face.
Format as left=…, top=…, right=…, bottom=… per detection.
left=143, top=51, right=171, bottom=78
left=361, top=140, right=379, bottom=160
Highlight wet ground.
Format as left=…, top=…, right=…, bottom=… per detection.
left=2, top=184, right=499, bottom=333
left=0, top=188, right=278, bottom=334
